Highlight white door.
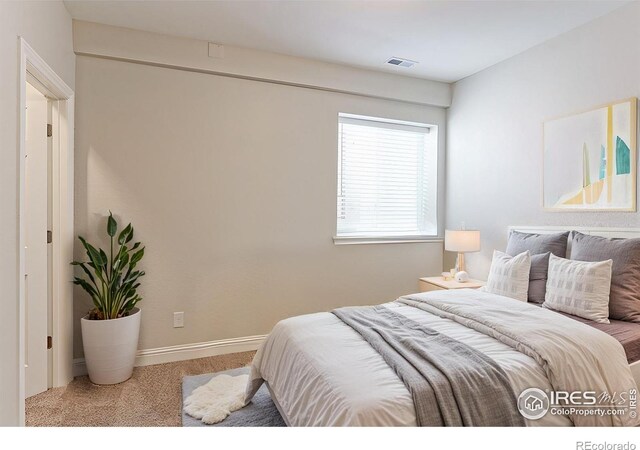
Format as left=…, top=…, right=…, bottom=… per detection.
left=25, top=82, right=50, bottom=398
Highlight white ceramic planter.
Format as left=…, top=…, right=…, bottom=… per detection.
left=81, top=308, right=141, bottom=385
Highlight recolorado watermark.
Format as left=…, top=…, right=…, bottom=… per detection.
left=576, top=442, right=636, bottom=450
left=517, top=387, right=637, bottom=420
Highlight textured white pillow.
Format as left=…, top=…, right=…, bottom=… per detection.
left=484, top=250, right=531, bottom=301
left=543, top=254, right=613, bottom=324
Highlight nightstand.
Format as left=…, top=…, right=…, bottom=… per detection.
left=418, top=276, right=486, bottom=293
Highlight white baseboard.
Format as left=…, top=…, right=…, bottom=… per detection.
left=72, top=334, right=266, bottom=378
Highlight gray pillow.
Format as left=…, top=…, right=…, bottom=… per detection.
left=570, top=232, right=640, bottom=323
left=506, top=230, right=569, bottom=258
left=506, top=231, right=569, bottom=303
left=528, top=252, right=551, bottom=304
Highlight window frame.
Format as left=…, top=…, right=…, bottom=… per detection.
left=333, top=113, right=440, bottom=245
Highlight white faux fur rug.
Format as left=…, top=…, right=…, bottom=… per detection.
left=183, top=373, right=249, bottom=424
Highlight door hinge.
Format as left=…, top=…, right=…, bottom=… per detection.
left=47, top=230, right=52, bottom=244
left=47, top=336, right=52, bottom=350
left=47, top=124, right=52, bottom=137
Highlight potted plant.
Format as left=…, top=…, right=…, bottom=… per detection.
left=72, top=212, right=146, bottom=385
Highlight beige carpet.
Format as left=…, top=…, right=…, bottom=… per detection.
left=26, top=351, right=255, bottom=427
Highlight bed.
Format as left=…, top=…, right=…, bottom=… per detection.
left=540, top=307, right=640, bottom=364
left=244, top=227, right=640, bottom=427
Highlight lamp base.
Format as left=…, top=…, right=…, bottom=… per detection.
left=455, top=252, right=466, bottom=274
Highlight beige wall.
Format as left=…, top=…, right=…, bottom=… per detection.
left=446, top=2, right=640, bottom=278
left=73, top=21, right=451, bottom=108
left=0, top=0, right=75, bottom=426
left=73, top=55, right=446, bottom=357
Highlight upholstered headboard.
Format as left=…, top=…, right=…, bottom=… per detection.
left=508, top=226, right=640, bottom=256
left=509, top=226, right=640, bottom=239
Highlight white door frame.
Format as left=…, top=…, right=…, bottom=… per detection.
left=18, top=37, right=74, bottom=425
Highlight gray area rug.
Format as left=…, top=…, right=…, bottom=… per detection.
left=182, top=366, right=286, bottom=427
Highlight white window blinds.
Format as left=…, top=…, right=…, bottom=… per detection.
left=336, top=114, right=438, bottom=239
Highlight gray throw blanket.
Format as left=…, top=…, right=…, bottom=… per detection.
left=332, top=305, right=524, bottom=427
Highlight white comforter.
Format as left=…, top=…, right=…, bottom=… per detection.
left=246, top=289, right=638, bottom=427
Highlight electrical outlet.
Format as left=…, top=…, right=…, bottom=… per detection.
left=173, top=312, right=184, bottom=328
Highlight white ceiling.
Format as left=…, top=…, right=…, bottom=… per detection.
left=63, top=0, right=627, bottom=83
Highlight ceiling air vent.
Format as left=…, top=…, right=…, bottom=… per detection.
left=386, top=57, right=418, bottom=68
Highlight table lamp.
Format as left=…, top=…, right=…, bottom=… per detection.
left=445, top=229, right=481, bottom=275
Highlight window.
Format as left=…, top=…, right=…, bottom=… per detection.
left=336, top=113, right=438, bottom=241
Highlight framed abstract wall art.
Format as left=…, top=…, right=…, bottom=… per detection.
left=543, top=98, right=637, bottom=211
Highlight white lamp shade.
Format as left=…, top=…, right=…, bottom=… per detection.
left=445, top=230, right=481, bottom=252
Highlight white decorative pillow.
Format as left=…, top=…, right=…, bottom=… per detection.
left=543, top=254, right=613, bottom=324
left=484, top=250, right=531, bottom=301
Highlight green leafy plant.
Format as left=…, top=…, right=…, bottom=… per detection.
left=72, top=212, right=145, bottom=320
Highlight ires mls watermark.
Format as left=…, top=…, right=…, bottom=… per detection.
left=517, top=387, right=637, bottom=420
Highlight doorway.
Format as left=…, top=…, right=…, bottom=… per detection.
left=19, top=38, right=75, bottom=425
left=24, top=82, right=51, bottom=398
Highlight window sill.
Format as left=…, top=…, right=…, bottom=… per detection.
left=333, top=236, right=443, bottom=245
